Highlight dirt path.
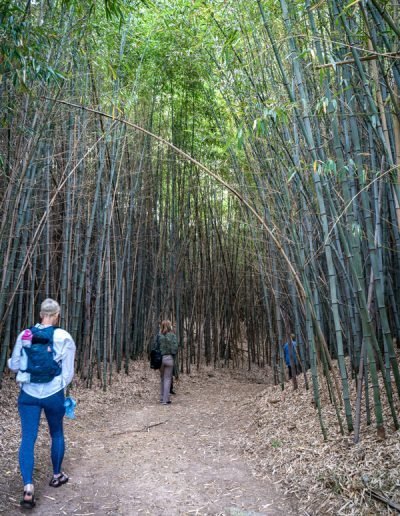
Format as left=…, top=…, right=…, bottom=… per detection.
left=5, top=371, right=297, bottom=515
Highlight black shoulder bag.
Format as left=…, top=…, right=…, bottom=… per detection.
left=150, top=334, right=162, bottom=370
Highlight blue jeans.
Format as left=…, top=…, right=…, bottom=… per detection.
left=18, top=389, right=66, bottom=484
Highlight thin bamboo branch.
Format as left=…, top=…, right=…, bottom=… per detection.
left=313, top=51, right=400, bottom=69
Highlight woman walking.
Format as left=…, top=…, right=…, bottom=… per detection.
left=158, top=320, right=178, bottom=405
left=8, top=298, right=76, bottom=508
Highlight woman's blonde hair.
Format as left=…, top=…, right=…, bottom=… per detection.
left=40, top=298, right=60, bottom=317
left=160, top=319, right=172, bottom=335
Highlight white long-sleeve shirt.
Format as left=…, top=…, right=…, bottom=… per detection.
left=8, top=323, right=76, bottom=399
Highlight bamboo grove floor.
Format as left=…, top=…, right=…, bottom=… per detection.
left=0, top=360, right=399, bottom=515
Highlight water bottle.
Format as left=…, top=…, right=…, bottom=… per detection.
left=64, top=397, right=76, bottom=419
left=16, top=329, right=32, bottom=383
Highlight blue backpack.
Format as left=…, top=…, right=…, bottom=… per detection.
left=21, top=326, right=62, bottom=383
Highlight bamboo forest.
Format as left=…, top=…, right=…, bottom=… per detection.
left=1, top=0, right=400, bottom=514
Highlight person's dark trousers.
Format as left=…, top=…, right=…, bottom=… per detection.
left=288, top=365, right=299, bottom=379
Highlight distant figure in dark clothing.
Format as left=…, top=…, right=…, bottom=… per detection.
left=283, top=334, right=298, bottom=379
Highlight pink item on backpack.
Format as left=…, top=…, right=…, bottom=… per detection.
left=21, top=329, right=33, bottom=347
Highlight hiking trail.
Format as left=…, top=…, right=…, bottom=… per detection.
left=2, top=366, right=296, bottom=515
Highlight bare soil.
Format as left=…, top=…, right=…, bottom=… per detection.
left=0, top=363, right=296, bottom=515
